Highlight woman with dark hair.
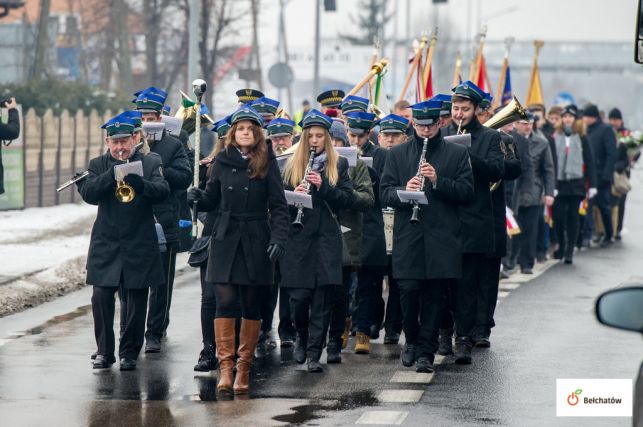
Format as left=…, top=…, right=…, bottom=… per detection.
left=188, top=106, right=289, bottom=394
left=281, top=110, right=355, bottom=373
left=553, top=104, right=596, bottom=264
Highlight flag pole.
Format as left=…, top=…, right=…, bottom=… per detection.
left=493, top=37, right=514, bottom=110
left=398, top=33, right=427, bottom=101
left=421, top=27, right=438, bottom=101
left=452, top=51, right=462, bottom=88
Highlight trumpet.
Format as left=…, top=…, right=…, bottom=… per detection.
left=115, top=150, right=135, bottom=203
left=410, top=138, right=428, bottom=224
left=292, top=149, right=316, bottom=229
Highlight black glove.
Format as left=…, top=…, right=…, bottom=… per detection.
left=188, top=187, right=206, bottom=204
left=124, top=173, right=145, bottom=195
left=267, top=243, right=285, bottom=262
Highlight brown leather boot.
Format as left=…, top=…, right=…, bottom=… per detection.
left=214, top=318, right=236, bottom=394
left=233, top=318, right=261, bottom=395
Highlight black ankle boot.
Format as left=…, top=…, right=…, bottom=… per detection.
left=437, top=329, right=454, bottom=355
left=294, top=332, right=308, bottom=364
left=194, top=343, right=218, bottom=372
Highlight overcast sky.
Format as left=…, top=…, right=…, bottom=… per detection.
left=258, top=0, right=634, bottom=49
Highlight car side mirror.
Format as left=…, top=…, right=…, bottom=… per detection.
left=596, top=287, right=643, bottom=333
left=636, top=0, right=643, bottom=63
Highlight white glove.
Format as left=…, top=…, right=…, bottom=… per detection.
left=588, top=188, right=597, bottom=198
left=553, top=189, right=559, bottom=197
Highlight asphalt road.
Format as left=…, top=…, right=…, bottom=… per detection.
left=1, top=173, right=642, bottom=426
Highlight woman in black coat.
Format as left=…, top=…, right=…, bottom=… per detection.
left=188, top=106, right=289, bottom=395
left=552, top=105, right=596, bottom=264
left=280, top=109, right=355, bottom=373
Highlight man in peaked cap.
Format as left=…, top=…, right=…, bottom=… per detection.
left=81, top=112, right=170, bottom=370
left=133, top=87, right=192, bottom=354
left=250, top=96, right=280, bottom=124
left=340, top=95, right=370, bottom=115
left=443, top=80, right=505, bottom=365
left=236, top=88, right=265, bottom=105
left=430, top=94, right=453, bottom=129
left=266, top=117, right=295, bottom=155
left=377, top=114, right=409, bottom=150
left=380, top=98, right=474, bottom=373
left=317, top=89, right=345, bottom=117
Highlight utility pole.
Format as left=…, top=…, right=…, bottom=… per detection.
left=31, top=0, right=51, bottom=81
left=313, top=0, right=321, bottom=102
left=187, top=0, right=200, bottom=93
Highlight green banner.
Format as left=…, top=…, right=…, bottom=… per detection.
left=0, top=106, right=24, bottom=211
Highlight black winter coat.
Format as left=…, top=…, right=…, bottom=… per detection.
left=506, top=130, right=533, bottom=211
left=280, top=156, right=355, bottom=288
left=0, top=108, right=20, bottom=195
left=78, top=151, right=170, bottom=289
left=586, top=119, right=617, bottom=184
left=149, top=131, right=192, bottom=244
left=489, top=132, right=522, bottom=258
left=380, top=133, right=474, bottom=280
left=555, top=133, right=597, bottom=197
left=360, top=141, right=389, bottom=268
left=444, top=117, right=504, bottom=254
left=199, top=147, right=290, bottom=286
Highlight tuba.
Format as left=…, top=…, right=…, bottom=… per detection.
left=115, top=150, right=135, bottom=203
left=175, top=91, right=214, bottom=135
left=483, top=96, right=528, bottom=191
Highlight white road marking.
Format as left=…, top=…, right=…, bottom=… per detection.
left=499, top=282, right=520, bottom=291
left=377, top=389, right=424, bottom=403
left=390, top=371, right=434, bottom=383
left=355, top=410, right=409, bottom=425
left=498, top=290, right=510, bottom=299
left=434, top=354, right=446, bottom=365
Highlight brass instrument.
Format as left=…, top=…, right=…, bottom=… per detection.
left=292, top=149, right=316, bottom=229
left=483, top=96, right=527, bottom=191
left=410, top=138, right=428, bottom=224
left=175, top=90, right=214, bottom=135
left=115, top=150, right=135, bottom=203
left=56, top=170, right=90, bottom=192
left=457, top=119, right=466, bottom=135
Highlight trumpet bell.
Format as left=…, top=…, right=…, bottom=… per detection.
left=175, top=91, right=215, bottom=135
left=116, top=182, right=135, bottom=203
left=483, top=96, right=527, bottom=130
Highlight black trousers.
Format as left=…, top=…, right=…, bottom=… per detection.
left=199, top=264, right=217, bottom=345
left=475, top=257, right=501, bottom=338
left=617, top=194, right=626, bottom=234
left=146, top=242, right=177, bottom=340
left=439, top=281, right=455, bottom=330
left=456, top=253, right=487, bottom=339
left=384, top=273, right=403, bottom=335
left=398, top=279, right=450, bottom=359
left=593, top=182, right=614, bottom=240
left=329, top=267, right=352, bottom=341
left=553, top=195, right=584, bottom=258
left=92, top=285, right=148, bottom=360
left=289, top=286, right=334, bottom=361
left=512, top=205, right=541, bottom=269
left=354, top=267, right=383, bottom=334
left=275, top=262, right=295, bottom=341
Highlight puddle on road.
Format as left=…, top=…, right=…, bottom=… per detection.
left=272, top=390, right=378, bottom=425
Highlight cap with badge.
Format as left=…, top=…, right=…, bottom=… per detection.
left=479, top=93, right=493, bottom=111
left=452, top=80, right=486, bottom=105
left=562, top=104, right=578, bottom=118
left=236, top=88, right=265, bottom=105
left=212, top=117, right=231, bottom=139
left=340, top=95, right=369, bottom=114
left=162, top=105, right=171, bottom=116
left=227, top=105, right=264, bottom=126
left=345, top=111, right=377, bottom=135
left=430, top=94, right=453, bottom=116
left=299, top=109, right=332, bottom=130
left=377, top=114, right=409, bottom=134
left=133, top=86, right=168, bottom=113
left=409, top=100, right=442, bottom=125
left=101, top=111, right=137, bottom=139
left=266, top=118, right=295, bottom=138
left=316, top=89, right=345, bottom=109
left=250, top=96, right=280, bottom=118
left=518, top=111, right=536, bottom=123
left=121, top=110, right=143, bottom=131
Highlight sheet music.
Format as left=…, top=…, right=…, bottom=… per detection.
left=114, top=160, right=144, bottom=181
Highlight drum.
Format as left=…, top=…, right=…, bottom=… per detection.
left=382, top=208, right=395, bottom=255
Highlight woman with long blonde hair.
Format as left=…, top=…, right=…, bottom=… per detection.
left=188, top=105, right=290, bottom=395
left=552, top=104, right=596, bottom=264
left=280, top=110, right=355, bottom=373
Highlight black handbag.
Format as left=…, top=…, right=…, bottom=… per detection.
left=187, top=236, right=211, bottom=267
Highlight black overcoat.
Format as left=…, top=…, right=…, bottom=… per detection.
left=198, top=146, right=290, bottom=286
left=280, top=156, right=355, bottom=289
left=444, top=117, right=504, bottom=254
left=78, top=150, right=170, bottom=289
left=149, top=131, right=192, bottom=243
left=360, top=141, right=389, bottom=268
left=380, top=133, right=474, bottom=280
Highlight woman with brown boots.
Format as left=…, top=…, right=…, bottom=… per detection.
left=188, top=105, right=289, bottom=394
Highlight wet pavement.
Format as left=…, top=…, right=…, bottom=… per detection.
left=1, top=174, right=642, bottom=426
